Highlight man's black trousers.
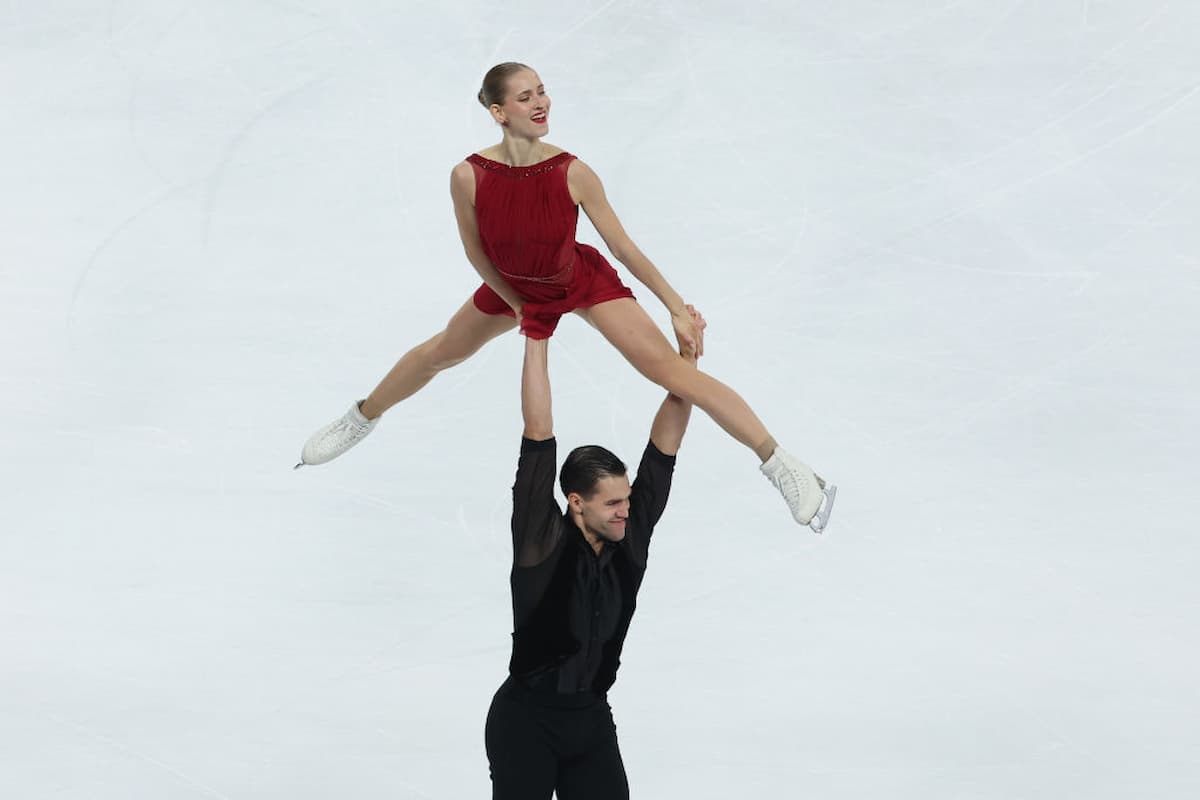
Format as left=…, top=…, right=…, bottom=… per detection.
left=485, top=676, right=629, bottom=800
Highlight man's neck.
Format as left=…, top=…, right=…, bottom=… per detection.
left=571, top=514, right=605, bottom=556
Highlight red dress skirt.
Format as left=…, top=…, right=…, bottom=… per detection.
left=466, top=151, right=634, bottom=339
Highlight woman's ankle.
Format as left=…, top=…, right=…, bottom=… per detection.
left=754, top=436, right=778, bottom=463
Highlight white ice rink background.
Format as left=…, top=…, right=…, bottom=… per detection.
left=3, top=1, right=1198, bottom=797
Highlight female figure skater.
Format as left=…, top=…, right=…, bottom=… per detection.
left=297, top=62, right=835, bottom=531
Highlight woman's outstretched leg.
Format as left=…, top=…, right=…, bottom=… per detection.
left=578, top=298, right=835, bottom=530
left=361, top=298, right=518, bottom=419
left=297, top=298, right=517, bottom=467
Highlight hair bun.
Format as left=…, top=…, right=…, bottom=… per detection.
left=478, top=62, right=532, bottom=110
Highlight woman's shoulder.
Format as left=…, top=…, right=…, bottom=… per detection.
left=538, top=143, right=569, bottom=160
left=450, top=159, right=474, bottom=184
left=564, top=155, right=600, bottom=185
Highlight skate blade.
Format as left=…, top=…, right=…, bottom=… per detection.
left=293, top=461, right=305, bottom=470
left=808, top=484, right=837, bottom=534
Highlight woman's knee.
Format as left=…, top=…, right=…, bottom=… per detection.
left=427, top=311, right=510, bottom=371
left=425, top=331, right=472, bottom=372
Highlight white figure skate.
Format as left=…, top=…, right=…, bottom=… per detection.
left=760, top=448, right=837, bottom=533
left=295, top=401, right=378, bottom=469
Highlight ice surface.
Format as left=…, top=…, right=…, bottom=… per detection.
left=3, top=1, right=1198, bottom=797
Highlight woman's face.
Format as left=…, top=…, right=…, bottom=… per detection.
left=492, top=69, right=550, bottom=137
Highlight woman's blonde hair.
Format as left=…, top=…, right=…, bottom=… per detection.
left=477, top=62, right=533, bottom=107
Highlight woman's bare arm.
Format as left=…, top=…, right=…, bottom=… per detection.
left=450, top=162, right=524, bottom=315
left=568, top=159, right=704, bottom=355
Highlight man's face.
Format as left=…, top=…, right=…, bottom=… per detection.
left=572, top=474, right=631, bottom=545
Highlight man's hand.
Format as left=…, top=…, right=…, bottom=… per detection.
left=672, top=304, right=706, bottom=359
left=651, top=308, right=702, bottom=455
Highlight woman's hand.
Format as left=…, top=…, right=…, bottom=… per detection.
left=672, top=304, right=706, bottom=359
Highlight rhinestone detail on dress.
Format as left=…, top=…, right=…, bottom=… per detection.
left=467, top=151, right=574, bottom=178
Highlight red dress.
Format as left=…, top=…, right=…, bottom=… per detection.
left=467, top=151, right=634, bottom=339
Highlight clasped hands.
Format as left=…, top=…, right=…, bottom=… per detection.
left=672, top=304, right=705, bottom=361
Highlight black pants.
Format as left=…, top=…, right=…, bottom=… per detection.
left=485, top=677, right=629, bottom=800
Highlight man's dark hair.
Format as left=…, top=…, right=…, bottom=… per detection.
left=560, top=446, right=627, bottom=499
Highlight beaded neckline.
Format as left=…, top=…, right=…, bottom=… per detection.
left=468, top=151, right=574, bottom=177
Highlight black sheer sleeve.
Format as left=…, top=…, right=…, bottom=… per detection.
left=511, top=437, right=563, bottom=567
left=627, top=439, right=677, bottom=560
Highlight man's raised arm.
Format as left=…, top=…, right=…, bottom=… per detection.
left=512, top=337, right=562, bottom=565
left=649, top=316, right=701, bottom=456
left=522, top=337, right=553, bottom=441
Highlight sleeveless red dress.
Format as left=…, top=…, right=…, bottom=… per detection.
left=467, top=151, right=634, bottom=339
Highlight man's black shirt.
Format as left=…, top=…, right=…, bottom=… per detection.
left=508, top=436, right=676, bottom=694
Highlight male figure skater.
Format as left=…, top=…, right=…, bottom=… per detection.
left=484, top=317, right=701, bottom=800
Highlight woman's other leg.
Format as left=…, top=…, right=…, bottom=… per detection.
left=577, top=299, right=774, bottom=459
left=578, top=299, right=834, bottom=528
